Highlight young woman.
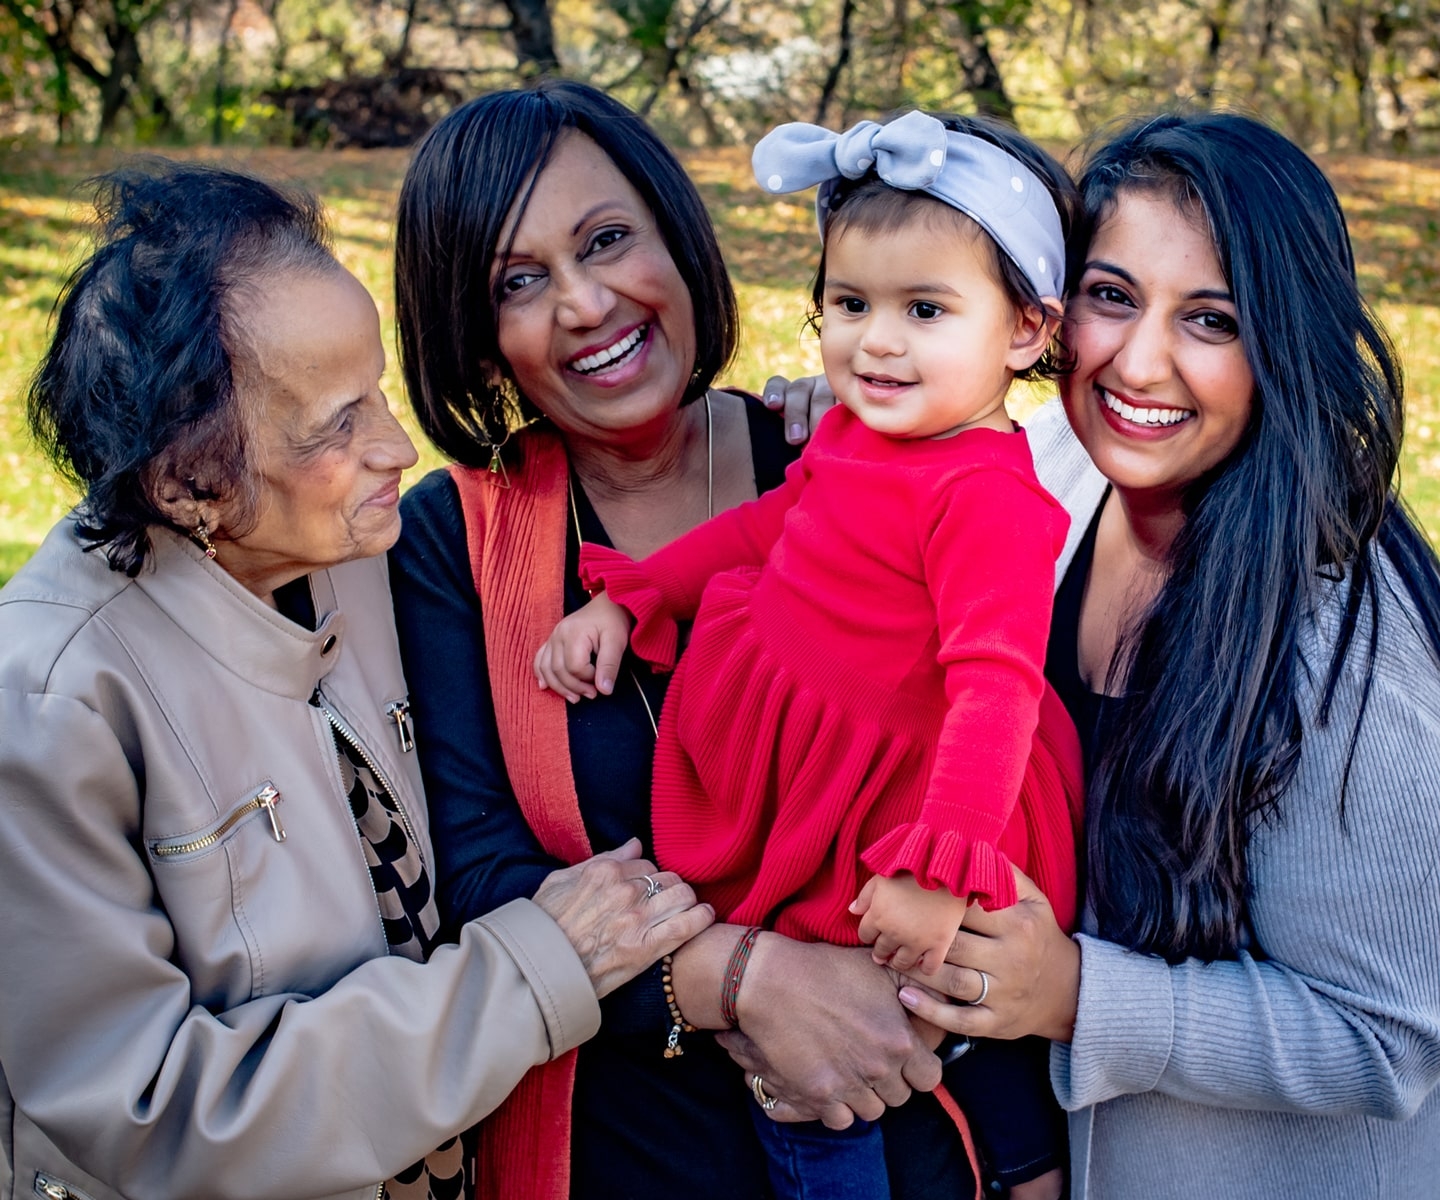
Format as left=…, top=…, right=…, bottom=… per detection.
left=901, top=111, right=1440, bottom=1199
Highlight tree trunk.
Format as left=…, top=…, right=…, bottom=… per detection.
left=388, top=0, right=421, bottom=69
left=213, top=0, right=240, bottom=143
left=947, top=2, right=1014, bottom=121
left=1196, top=0, right=1232, bottom=104
left=814, top=0, right=855, bottom=124
left=500, top=0, right=558, bottom=77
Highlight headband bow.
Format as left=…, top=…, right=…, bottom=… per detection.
left=752, top=109, right=1065, bottom=301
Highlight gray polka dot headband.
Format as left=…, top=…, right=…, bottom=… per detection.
left=751, top=109, right=1065, bottom=301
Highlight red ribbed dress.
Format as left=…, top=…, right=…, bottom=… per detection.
left=581, top=406, right=1084, bottom=940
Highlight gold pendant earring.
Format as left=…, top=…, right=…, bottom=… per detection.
left=485, top=428, right=512, bottom=489
left=194, top=517, right=217, bottom=559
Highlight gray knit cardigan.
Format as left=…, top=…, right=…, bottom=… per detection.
left=1026, top=400, right=1440, bottom=1200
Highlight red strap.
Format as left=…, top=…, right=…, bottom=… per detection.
left=934, top=1083, right=985, bottom=1200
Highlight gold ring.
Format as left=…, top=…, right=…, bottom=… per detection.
left=751, top=1074, right=779, bottom=1111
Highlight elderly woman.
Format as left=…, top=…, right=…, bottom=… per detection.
left=0, top=160, right=711, bottom=1200
left=388, top=80, right=992, bottom=1198
left=894, top=112, right=1440, bottom=1198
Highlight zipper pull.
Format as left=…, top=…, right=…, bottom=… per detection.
left=257, top=784, right=286, bottom=842
left=386, top=699, right=416, bottom=754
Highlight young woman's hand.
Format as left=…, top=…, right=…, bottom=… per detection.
left=760, top=374, right=836, bottom=444
left=533, top=590, right=633, bottom=702
left=897, top=865, right=1082, bottom=1044
left=531, top=839, right=714, bottom=999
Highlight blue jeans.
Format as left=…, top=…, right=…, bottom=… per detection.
left=751, top=1105, right=892, bottom=1200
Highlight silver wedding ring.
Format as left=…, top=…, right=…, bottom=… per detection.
left=751, top=1074, right=779, bottom=1111
left=973, top=969, right=990, bottom=1006
left=640, top=873, right=663, bottom=900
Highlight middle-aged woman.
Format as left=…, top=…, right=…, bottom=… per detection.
left=896, top=111, right=1440, bottom=1198
left=388, top=79, right=1009, bottom=1199
left=0, top=160, right=712, bottom=1200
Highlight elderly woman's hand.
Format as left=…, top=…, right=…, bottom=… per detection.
left=897, top=866, right=1081, bottom=1044
left=532, top=839, right=714, bottom=998
left=716, top=936, right=943, bottom=1128
left=760, top=374, right=837, bottom=445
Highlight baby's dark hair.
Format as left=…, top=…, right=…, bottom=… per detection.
left=809, top=112, right=1078, bottom=379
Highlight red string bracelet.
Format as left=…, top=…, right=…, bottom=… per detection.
left=720, top=925, right=763, bottom=1029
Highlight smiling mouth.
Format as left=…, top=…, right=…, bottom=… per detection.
left=1100, top=388, right=1192, bottom=427
left=859, top=373, right=914, bottom=389
left=571, top=325, right=648, bottom=375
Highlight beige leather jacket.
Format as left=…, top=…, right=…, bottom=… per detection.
left=0, top=522, right=600, bottom=1200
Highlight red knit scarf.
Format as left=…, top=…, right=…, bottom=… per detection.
left=451, top=427, right=590, bottom=1200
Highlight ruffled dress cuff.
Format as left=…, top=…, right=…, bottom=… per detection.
left=578, top=544, right=680, bottom=671
left=861, top=823, right=1018, bottom=911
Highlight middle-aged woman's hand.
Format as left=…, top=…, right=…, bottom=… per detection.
left=717, top=936, right=943, bottom=1127
left=532, top=839, right=714, bottom=998
left=898, top=866, right=1082, bottom=1044
left=760, top=374, right=837, bottom=444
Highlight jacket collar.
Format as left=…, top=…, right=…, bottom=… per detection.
left=134, top=527, right=346, bottom=702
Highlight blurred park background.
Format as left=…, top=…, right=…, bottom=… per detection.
left=1, top=0, right=1438, bottom=581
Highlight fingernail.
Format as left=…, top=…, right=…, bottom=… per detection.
left=898, top=988, right=920, bottom=1008
left=598, top=676, right=613, bottom=693
left=788, top=423, right=804, bottom=441
left=766, top=393, right=780, bottom=407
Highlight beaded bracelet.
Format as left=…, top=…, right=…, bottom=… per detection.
left=662, top=954, right=696, bottom=1058
left=720, top=925, right=763, bottom=1029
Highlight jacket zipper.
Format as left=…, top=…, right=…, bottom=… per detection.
left=150, top=784, right=285, bottom=858
left=316, top=693, right=418, bottom=1200
left=315, top=689, right=426, bottom=873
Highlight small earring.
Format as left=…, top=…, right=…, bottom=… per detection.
left=194, top=517, right=217, bottom=559
left=484, top=426, right=512, bottom=490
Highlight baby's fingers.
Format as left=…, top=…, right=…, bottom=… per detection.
left=559, top=632, right=600, bottom=694
left=869, top=929, right=904, bottom=967
left=885, top=940, right=924, bottom=975
left=592, top=623, right=629, bottom=697
left=533, top=643, right=580, bottom=702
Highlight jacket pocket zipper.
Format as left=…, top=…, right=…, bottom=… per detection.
left=385, top=698, right=415, bottom=753
left=149, top=784, right=286, bottom=858
left=35, top=1172, right=97, bottom=1200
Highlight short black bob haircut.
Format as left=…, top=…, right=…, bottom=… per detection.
left=809, top=111, right=1079, bottom=380
left=27, top=159, right=336, bottom=575
left=394, top=78, right=739, bottom=468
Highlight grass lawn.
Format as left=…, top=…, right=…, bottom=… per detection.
left=1, top=142, right=1437, bottom=585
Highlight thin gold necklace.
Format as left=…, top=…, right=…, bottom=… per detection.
left=566, top=393, right=713, bottom=738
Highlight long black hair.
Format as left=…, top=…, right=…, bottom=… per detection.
left=27, top=159, right=335, bottom=575
left=1074, top=112, right=1440, bottom=961
left=394, top=78, right=739, bottom=468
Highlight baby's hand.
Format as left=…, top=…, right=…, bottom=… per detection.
left=533, top=591, right=633, bottom=703
left=850, top=872, right=968, bottom=976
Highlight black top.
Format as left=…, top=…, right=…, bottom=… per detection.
left=391, top=399, right=985, bottom=1199
left=1044, top=491, right=1120, bottom=777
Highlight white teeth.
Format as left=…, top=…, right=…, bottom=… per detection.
left=1101, top=389, right=1191, bottom=427
left=572, top=326, right=646, bottom=374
